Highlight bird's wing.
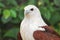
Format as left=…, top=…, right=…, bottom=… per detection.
left=17, top=32, right=22, bottom=40
left=33, top=26, right=60, bottom=40
left=42, top=26, right=60, bottom=36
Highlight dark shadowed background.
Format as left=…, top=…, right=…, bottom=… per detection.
left=0, top=0, right=60, bottom=40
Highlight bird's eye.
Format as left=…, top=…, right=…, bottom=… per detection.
left=30, top=8, right=34, bottom=11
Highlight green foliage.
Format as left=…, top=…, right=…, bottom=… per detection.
left=28, top=0, right=36, bottom=5
left=0, top=9, right=1, bottom=14
left=10, top=9, right=17, bottom=18
left=50, top=13, right=60, bottom=24
left=6, top=0, right=18, bottom=6
left=3, top=27, right=19, bottom=39
left=0, top=0, right=60, bottom=40
left=40, top=7, right=51, bottom=20
left=3, top=9, right=10, bottom=19
left=54, top=0, right=60, bottom=6
left=2, top=9, right=11, bottom=23
left=18, top=5, right=24, bottom=20
left=0, top=3, right=5, bottom=8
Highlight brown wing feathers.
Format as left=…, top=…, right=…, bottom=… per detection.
left=17, top=32, right=22, bottom=40
left=33, top=26, right=60, bottom=40
left=42, top=26, right=60, bottom=37
left=33, top=30, right=60, bottom=40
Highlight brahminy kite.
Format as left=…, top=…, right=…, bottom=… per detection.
left=18, top=5, right=60, bottom=40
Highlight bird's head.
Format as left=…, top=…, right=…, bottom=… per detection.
left=24, top=5, right=41, bottom=18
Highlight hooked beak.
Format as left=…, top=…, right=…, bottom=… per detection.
left=24, top=10, right=30, bottom=14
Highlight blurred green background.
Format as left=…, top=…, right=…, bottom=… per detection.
left=0, top=0, right=60, bottom=40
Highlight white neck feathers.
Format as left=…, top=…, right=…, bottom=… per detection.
left=24, top=10, right=47, bottom=26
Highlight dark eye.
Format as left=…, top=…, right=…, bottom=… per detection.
left=30, top=8, right=34, bottom=11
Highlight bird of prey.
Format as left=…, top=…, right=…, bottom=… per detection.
left=18, top=5, right=60, bottom=40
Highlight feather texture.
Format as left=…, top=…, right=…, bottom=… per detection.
left=33, top=26, right=60, bottom=40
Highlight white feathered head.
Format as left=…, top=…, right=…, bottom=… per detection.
left=24, top=5, right=41, bottom=18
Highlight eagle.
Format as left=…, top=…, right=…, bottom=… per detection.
left=17, top=5, right=60, bottom=40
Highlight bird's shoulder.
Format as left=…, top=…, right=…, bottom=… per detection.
left=33, top=26, right=60, bottom=40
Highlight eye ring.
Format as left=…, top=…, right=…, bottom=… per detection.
left=30, top=8, right=34, bottom=11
